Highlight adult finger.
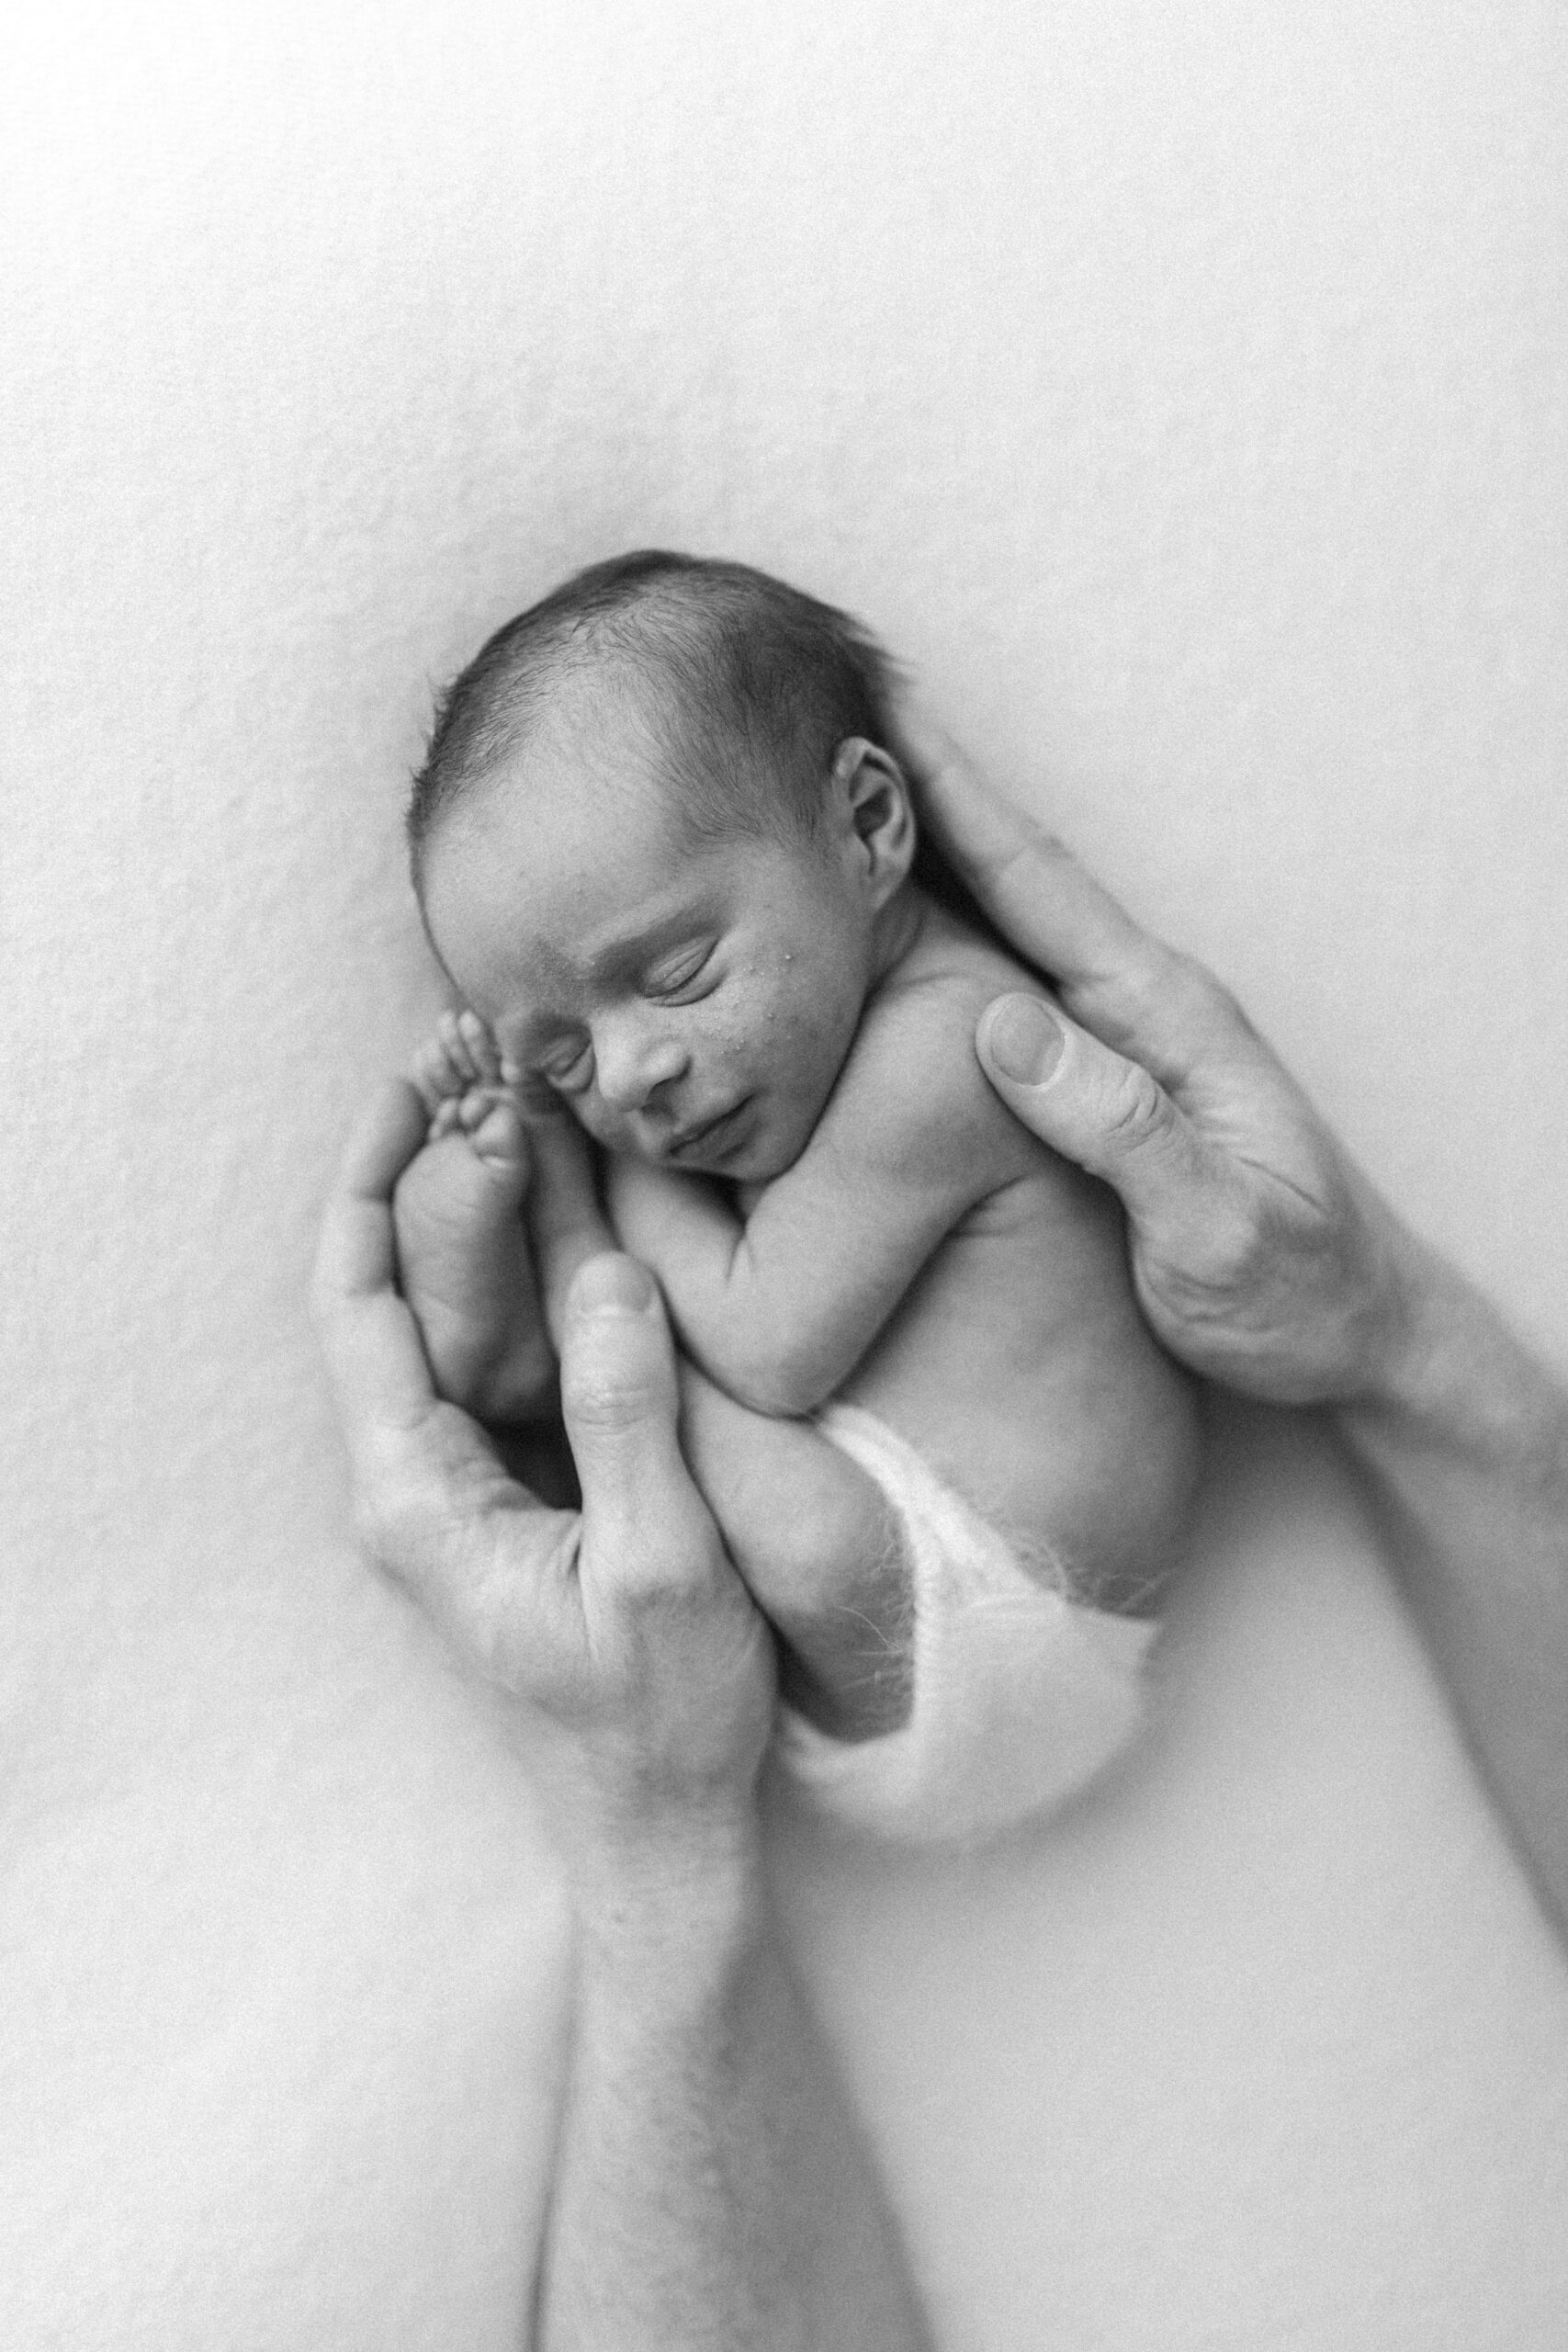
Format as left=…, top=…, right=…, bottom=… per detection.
left=559, top=1253, right=720, bottom=1600
left=529, top=1118, right=618, bottom=1350
left=314, top=1080, right=549, bottom=1599
left=311, top=1080, right=436, bottom=1439
left=976, top=993, right=1231, bottom=1231
left=900, top=704, right=1152, bottom=991
left=906, top=707, right=1263, bottom=1092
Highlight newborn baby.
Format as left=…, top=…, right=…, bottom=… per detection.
left=392, top=552, right=1200, bottom=1840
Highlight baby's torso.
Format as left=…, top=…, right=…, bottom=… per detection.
left=803, top=904, right=1193, bottom=1590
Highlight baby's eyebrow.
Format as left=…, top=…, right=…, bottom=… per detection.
left=588, top=910, right=714, bottom=986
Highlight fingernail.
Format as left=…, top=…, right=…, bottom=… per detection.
left=985, top=995, right=1066, bottom=1085
left=573, top=1253, right=658, bottom=1317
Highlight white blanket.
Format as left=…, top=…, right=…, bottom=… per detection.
left=773, top=1402, right=1160, bottom=1844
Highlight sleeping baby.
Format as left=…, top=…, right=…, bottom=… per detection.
left=390, top=551, right=1201, bottom=1842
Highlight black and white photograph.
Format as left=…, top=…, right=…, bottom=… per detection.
left=4, top=3, right=1565, bottom=2345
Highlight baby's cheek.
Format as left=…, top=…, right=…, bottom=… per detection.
left=705, top=964, right=852, bottom=1098
left=695, top=989, right=767, bottom=1075
left=774, top=970, right=857, bottom=1070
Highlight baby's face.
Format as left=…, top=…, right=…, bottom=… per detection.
left=421, top=720, right=877, bottom=1183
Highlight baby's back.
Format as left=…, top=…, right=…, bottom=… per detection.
left=838, top=904, right=1201, bottom=1609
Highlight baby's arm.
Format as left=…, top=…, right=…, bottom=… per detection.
left=608, top=986, right=1034, bottom=1417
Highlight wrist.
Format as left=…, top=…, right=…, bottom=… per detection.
left=562, top=1797, right=769, bottom=1968
left=1301, top=1161, right=1444, bottom=1416
left=1339, top=1192, right=1442, bottom=1414
left=1337, top=1216, right=1568, bottom=1471
left=570, top=1839, right=775, bottom=2046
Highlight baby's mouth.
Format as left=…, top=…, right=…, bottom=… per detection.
left=664, top=1099, right=754, bottom=1167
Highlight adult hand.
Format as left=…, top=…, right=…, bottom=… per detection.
left=904, top=708, right=1412, bottom=1408
left=904, top=707, right=1568, bottom=1935
left=315, top=1086, right=926, bottom=2351
left=312, top=1080, right=775, bottom=1883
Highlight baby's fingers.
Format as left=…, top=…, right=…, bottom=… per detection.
left=457, top=1009, right=502, bottom=1086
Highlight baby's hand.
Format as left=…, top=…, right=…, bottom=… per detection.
left=604, top=1155, right=705, bottom=1268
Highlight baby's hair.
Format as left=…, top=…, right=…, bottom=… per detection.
left=407, top=548, right=1008, bottom=949
left=406, top=551, right=904, bottom=885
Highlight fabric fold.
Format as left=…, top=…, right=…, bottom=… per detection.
left=773, top=1401, right=1159, bottom=1844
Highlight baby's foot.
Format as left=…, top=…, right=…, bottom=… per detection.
left=393, top=1011, right=554, bottom=1421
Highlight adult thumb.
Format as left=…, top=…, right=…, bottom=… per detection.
left=558, top=1253, right=712, bottom=1590
left=976, top=993, right=1214, bottom=1225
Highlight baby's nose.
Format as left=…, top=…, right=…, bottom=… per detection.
left=593, top=1023, right=689, bottom=1113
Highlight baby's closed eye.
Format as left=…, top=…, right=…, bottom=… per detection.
left=537, top=1039, right=594, bottom=1095
left=642, top=941, right=718, bottom=1002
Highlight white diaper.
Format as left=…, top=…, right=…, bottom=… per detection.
left=772, top=1402, right=1159, bottom=1845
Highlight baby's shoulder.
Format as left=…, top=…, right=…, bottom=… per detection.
left=892, top=900, right=1045, bottom=1019
left=840, top=907, right=1050, bottom=1189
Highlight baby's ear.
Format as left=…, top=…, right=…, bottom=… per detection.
left=830, top=737, right=917, bottom=907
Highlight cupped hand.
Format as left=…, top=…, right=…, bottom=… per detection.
left=902, top=708, right=1415, bottom=1406
left=312, top=1082, right=775, bottom=1875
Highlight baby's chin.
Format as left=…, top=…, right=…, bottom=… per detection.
left=702, top=1133, right=804, bottom=1186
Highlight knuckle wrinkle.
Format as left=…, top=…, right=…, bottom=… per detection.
left=1103, top=1064, right=1170, bottom=1151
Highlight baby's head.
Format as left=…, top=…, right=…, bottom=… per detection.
left=408, top=552, right=920, bottom=1182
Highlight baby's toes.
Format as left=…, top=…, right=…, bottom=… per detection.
left=461, top=1089, right=530, bottom=1175
left=412, top=1035, right=452, bottom=1112
left=412, top=1022, right=470, bottom=1112
left=457, top=1009, right=502, bottom=1088
left=439, top=1008, right=483, bottom=1085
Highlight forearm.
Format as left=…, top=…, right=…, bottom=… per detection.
left=623, top=1178, right=757, bottom=1385
left=608, top=1165, right=859, bottom=1412
left=537, top=1842, right=928, bottom=2352
left=1337, top=1221, right=1568, bottom=1931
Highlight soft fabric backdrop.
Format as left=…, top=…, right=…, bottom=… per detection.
left=4, top=2, right=1565, bottom=2345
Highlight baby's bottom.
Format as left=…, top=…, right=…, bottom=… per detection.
left=391, top=1022, right=915, bottom=1739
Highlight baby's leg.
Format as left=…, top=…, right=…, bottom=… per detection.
left=392, top=1012, right=555, bottom=1422
left=679, top=1371, right=913, bottom=1742
left=394, top=1040, right=912, bottom=1733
